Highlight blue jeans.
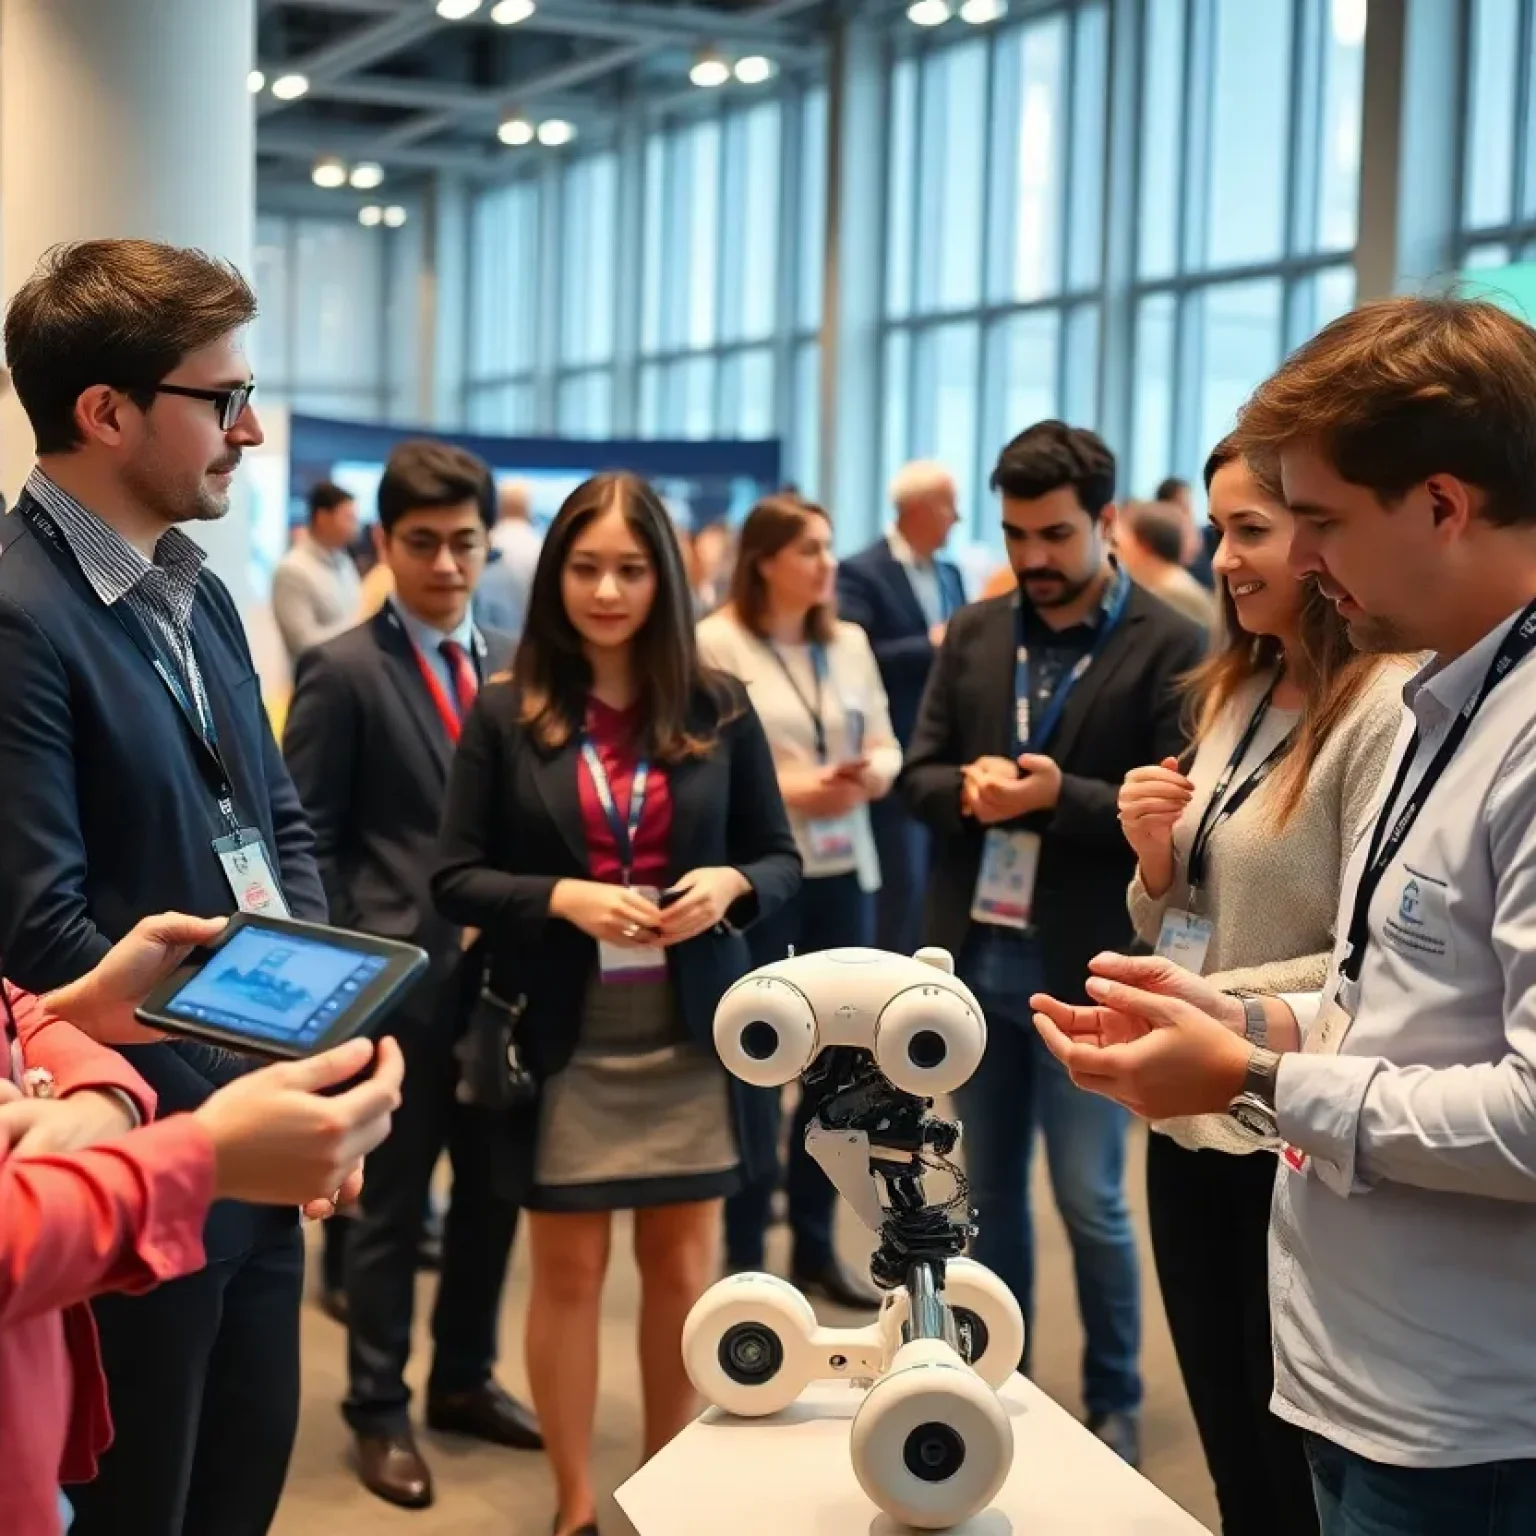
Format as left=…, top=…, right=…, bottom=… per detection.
left=1306, top=1435, right=1536, bottom=1535
left=953, top=928, right=1142, bottom=1417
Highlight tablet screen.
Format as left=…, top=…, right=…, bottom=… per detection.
left=163, top=926, right=391, bottom=1047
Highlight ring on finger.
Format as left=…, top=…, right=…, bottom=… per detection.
left=622, top=922, right=640, bottom=939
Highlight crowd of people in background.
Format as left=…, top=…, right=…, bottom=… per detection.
left=2, top=234, right=1535, bottom=1536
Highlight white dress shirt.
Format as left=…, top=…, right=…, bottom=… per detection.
left=887, top=527, right=946, bottom=631
left=1267, top=599, right=1536, bottom=1467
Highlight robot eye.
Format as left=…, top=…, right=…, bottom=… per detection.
left=907, top=1030, right=948, bottom=1071
left=874, top=985, right=984, bottom=1096
left=741, top=1021, right=779, bottom=1061
left=714, top=976, right=817, bottom=1087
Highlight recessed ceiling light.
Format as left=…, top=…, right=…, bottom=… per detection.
left=498, top=115, right=535, bottom=145
left=311, top=155, right=347, bottom=189
left=490, top=0, right=536, bottom=22
left=733, top=55, right=776, bottom=85
left=358, top=205, right=384, bottom=227
left=349, top=162, right=385, bottom=190
left=271, top=73, right=309, bottom=100
left=959, top=0, right=1007, bottom=21
left=383, top=206, right=408, bottom=228
left=536, top=118, right=575, bottom=146
left=907, top=0, right=953, bottom=24
left=247, top=69, right=266, bottom=94
left=436, top=0, right=483, bottom=17
left=690, top=52, right=731, bottom=88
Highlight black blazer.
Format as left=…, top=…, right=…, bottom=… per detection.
left=836, top=539, right=967, bottom=746
left=282, top=605, right=515, bottom=976
left=431, top=678, right=802, bottom=1203
left=900, top=583, right=1206, bottom=1003
left=0, top=490, right=327, bottom=1257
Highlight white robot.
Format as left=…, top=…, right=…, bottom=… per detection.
left=682, top=947, right=1025, bottom=1530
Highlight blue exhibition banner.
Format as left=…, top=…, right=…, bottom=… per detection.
left=287, top=412, right=783, bottom=533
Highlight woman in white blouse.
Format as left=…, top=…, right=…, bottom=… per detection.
left=697, top=493, right=901, bottom=1308
left=1116, top=438, right=1409, bottom=1536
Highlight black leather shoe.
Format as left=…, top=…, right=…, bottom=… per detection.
left=791, top=1255, right=882, bottom=1310
left=426, top=1382, right=543, bottom=1450
left=319, top=1287, right=349, bottom=1325
left=354, top=1430, right=433, bottom=1509
left=553, top=1520, right=600, bottom=1536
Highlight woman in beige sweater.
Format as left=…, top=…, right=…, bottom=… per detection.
left=1118, top=438, right=1409, bottom=1536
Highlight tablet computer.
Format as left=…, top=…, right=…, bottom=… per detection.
left=135, top=913, right=430, bottom=1060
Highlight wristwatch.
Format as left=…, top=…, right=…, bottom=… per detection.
left=1228, top=1045, right=1281, bottom=1139
left=1223, top=989, right=1268, bottom=1049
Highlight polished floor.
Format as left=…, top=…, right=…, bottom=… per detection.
left=272, top=1123, right=1220, bottom=1535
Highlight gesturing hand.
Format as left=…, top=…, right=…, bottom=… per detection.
left=0, top=1089, right=137, bottom=1158
left=192, top=1036, right=404, bottom=1209
left=41, top=912, right=230, bottom=1045
left=1086, top=952, right=1245, bottom=1031
left=1118, top=759, right=1194, bottom=885
left=550, top=880, right=664, bottom=946
left=659, top=867, right=752, bottom=945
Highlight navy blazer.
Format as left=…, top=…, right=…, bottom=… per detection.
left=0, top=491, right=326, bottom=1256
left=431, top=677, right=802, bottom=1204
left=900, top=584, right=1206, bottom=1004
left=836, top=538, right=966, bottom=747
left=283, top=604, right=515, bottom=974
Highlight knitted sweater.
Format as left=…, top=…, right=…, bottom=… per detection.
left=1127, top=658, right=1413, bottom=1154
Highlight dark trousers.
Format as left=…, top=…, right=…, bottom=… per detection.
left=724, top=869, right=874, bottom=1272
left=320, top=1211, right=352, bottom=1292
left=955, top=929, right=1142, bottom=1417
left=870, top=794, right=929, bottom=956
left=67, top=1226, right=304, bottom=1536
left=1307, top=1436, right=1536, bottom=1536
left=344, top=995, right=520, bottom=1435
left=1146, top=1133, right=1317, bottom=1536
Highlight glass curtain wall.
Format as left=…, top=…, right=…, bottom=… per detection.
left=1461, top=0, right=1536, bottom=268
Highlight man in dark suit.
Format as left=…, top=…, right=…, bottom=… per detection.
left=836, top=461, right=966, bottom=953
left=284, top=440, right=540, bottom=1508
left=902, top=421, right=1205, bottom=1471
left=0, top=240, right=332, bottom=1534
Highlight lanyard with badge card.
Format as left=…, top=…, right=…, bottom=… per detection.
left=17, top=498, right=289, bottom=918
left=763, top=640, right=860, bottom=873
left=581, top=737, right=667, bottom=982
left=1155, top=675, right=1291, bottom=973
left=1281, top=596, right=1536, bottom=1171
left=971, top=569, right=1131, bottom=929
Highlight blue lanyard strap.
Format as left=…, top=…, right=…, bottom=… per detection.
left=1013, top=567, right=1131, bottom=755
left=580, top=736, right=650, bottom=882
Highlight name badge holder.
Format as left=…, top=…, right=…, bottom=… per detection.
left=18, top=499, right=290, bottom=918
left=582, top=739, right=667, bottom=983
left=1155, top=677, right=1289, bottom=975
left=1279, top=597, right=1536, bottom=1174
left=764, top=639, right=860, bottom=877
left=973, top=570, right=1131, bottom=929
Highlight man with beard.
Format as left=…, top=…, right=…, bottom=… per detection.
left=901, top=419, right=1204, bottom=1467
left=0, top=240, right=328, bottom=1535
left=1032, top=298, right=1536, bottom=1534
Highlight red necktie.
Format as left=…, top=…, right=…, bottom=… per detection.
left=438, top=640, right=478, bottom=721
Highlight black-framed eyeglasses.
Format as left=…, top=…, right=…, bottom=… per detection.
left=149, top=381, right=256, bottom=431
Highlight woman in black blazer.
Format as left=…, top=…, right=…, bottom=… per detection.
left=432, top=471, right=800, bottom=1536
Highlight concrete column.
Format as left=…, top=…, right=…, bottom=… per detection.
left=1, top=0, right=256, bottom=604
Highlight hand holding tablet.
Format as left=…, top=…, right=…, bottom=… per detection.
left=135, top=913, right=430, bottom=1060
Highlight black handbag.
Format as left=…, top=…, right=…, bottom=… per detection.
left=451, top=941, right=539, bottom=1112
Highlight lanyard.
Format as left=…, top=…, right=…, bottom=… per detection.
left=1185, top=675, right=1291, bottom=894
left=408, top=637, right=478, bottom=745
left=18, top=498, right=241, bottom=837
left=1340, top=594, right=1536, bottom=984
left=763, top=640, right=831, bottom=761
left=580, top=737, right=650, bottom=884
left=1013, top=567, right=1131, bottom=755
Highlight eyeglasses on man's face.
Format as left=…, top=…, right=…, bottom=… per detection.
left=148, top=380, right=256, bottom=432
left=393, top=530, right=489, bottom=562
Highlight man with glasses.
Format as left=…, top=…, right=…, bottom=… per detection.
left=0, top=239, right=328, bottom=1534
left=283, top=439, right=540, bottom=1508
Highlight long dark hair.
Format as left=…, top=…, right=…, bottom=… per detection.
left=1186, top=435, right=1375, bottom=826
left=729, top=493, right=836, bottom=645
left=513, top=471, right=734, bottom=761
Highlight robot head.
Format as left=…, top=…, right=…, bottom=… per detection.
left=713, top=947, right=986, bottom=1097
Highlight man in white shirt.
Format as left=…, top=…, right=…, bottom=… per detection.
left=271, top=480, right=361, bottom=664
left=477, top=476, right=541, bottom=638
left=1031, top=295, right=1536, bottom=1534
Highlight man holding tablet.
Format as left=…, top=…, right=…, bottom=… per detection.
left=0, top=241, right=329, bottom=1536
left=284, top=439, right=538, bottom=1508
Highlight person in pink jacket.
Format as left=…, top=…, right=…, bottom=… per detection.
left=0, top=913, right=405, bottom=1536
